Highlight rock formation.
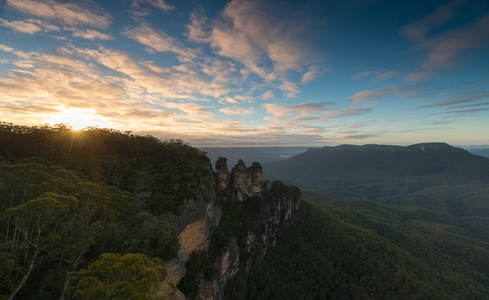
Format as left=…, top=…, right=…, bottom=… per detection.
left=160, top=158, right=304, bottom=299
left=230, top=159, right=263, bottom=201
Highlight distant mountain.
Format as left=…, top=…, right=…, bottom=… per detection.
left=201, top=146, right=309, bottom=166
left=467, top=148, right=489, bottom=158
left=266, top=143, right=489, bottom=221
left=267, top=142, right=489, bottom=189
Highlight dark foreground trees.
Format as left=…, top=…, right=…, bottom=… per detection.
left=0, top=124, right=192, bottom=299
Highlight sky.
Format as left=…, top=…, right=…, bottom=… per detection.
left=0, top=0, right=488, bottom=147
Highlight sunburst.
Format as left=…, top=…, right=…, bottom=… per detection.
left=45, top=108, right=106, bottom=130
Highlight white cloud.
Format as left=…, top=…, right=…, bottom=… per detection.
left=301, top=65, right=328, bottom=84
left=0, top=18, right=42, bottom=34
left=279, top=80, right=299, bottom=98
left=70, top=28, right=112, bottom=40
left=219, top=107, right=254, bottom=115
left=262, top=101, right=336, bottom=118
left=6, top=0, right=111, bottom=28
left=211, top=0, right=311, bottom=73
left=260, top=90, right=275, bottom=100
left=163, top=102, right=215, bottom=121
left=131, top=0, right=175, bottom=13
left=123, top=22, right=197, bottom=59
left=186, top=11, right=211, bottom=43
left=145, top=0, right=174, bottom=12
left=349, top=87, right=393, bottom=103
left=0, top=44, right=15, bottom=52
left=204, top=0, right=321, bottom=97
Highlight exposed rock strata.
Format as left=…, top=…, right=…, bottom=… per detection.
left=160, top=157, right=303, bottom=299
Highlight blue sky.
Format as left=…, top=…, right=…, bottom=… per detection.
left=0, top=0, right=488, bottom=146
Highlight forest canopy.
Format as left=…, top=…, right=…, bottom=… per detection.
left=0, top=123, right=212, bottom=299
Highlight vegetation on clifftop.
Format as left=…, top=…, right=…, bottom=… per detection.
left=0, top=123, right=214, bottom=299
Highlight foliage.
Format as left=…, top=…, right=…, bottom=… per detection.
left=0, top=161, right=179, bottom=299
left=268, top=145, right=489, bottom=239
left=226, top=200, right=489, bottom=299
left=69, top=253, right=166, bottom=300
left=177, top=251, right=216, bottom=299
left=0, top=122, right=212, bottom=215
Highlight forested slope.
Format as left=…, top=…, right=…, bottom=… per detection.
left=227, top=200, right=489, bottom=299
left=0, top=122, right=304, bottom=299
left=0, top=123, right=209, bottom=299
left=266, top=143, right=489, bottom=236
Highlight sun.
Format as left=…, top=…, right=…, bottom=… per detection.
left=45, top=108, right=105, bottom=130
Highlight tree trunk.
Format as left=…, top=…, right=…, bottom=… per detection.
left=59, top=272, right=71, bottom=300
left=8, top=250, right=38, bottom=300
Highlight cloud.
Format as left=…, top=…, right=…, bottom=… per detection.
left=0, top=44, right=15, bottom=52
left=447, top=101, right=489, bottom=110
left=219, top=107, right=255, bottom=115
left=262, top=101, right=336, bottom=118
left=6, top=0, right=111, bottom=28
left=185, top=10, right=211, bottom=43
left=260, top=90, right=275, bottom=99
left=70, top=28, right=112, bottom=40
left=211, top=0, right=308, bottom=72
left=399, top=0, right=467, bottom=42
left=0, top=18, right=111, bottom=40
left=131, top=0, right=175, bottom=13
left=446, top=108, right=489, bottom=115
left=144, top=0, right=174, bottom=12
left=349, top=86, right=393, bottom=103
left=401, top=0, right=489, bottom=70
left=279, top=80, right=299, bottom=98
left=0, top=18, right=42, bottom=34
left=352, top=70, right=402, bottom=82
left=0, top=44, right=224, bottom=130
left=162, top=102, right=215, bottom=122
left=349, top=85, right=420, bottom=103
left=219, top=97, right=238, bottom=104
left=301, top=65, right=328, bottom=84
left=337, top=133, right=381, bottom=140
left=205, top=0, right=320, bottom=96
left=0, top=48, right=130, bottom=125
left=421, top=13, right=489, bottom=70
left=123, top=22, right=197, bottom=59
left=410, top=93, right=489, bottom=110
left=404, top=71, right=434, bottom=82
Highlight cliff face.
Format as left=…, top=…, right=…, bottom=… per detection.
left=160, top=161, right=221, bottom=299
left=161, top=156, right=304, bottom=299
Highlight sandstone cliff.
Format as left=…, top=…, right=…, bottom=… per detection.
left=160, top=156, right=304, bottom=299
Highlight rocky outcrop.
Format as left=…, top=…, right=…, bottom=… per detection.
left=215, top=157, right=231, bottom=190
left=159, top=163, right=221, bottom=299
left=197, top=160, right=303, bottom=299
left=198, top=239, right=241, bottom=300
left=230, top=159, right=263, bottom=201
left=161, top=158, right=303, bottom=300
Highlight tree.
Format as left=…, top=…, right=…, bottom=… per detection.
left=2, top=192, right=78, bottom=300
left=70, top=253, right=167, bottom=300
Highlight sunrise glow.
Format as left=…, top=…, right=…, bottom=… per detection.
left=0, top=0, right=488, bottom=146
left=44, top=108, right=105, bottom=131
